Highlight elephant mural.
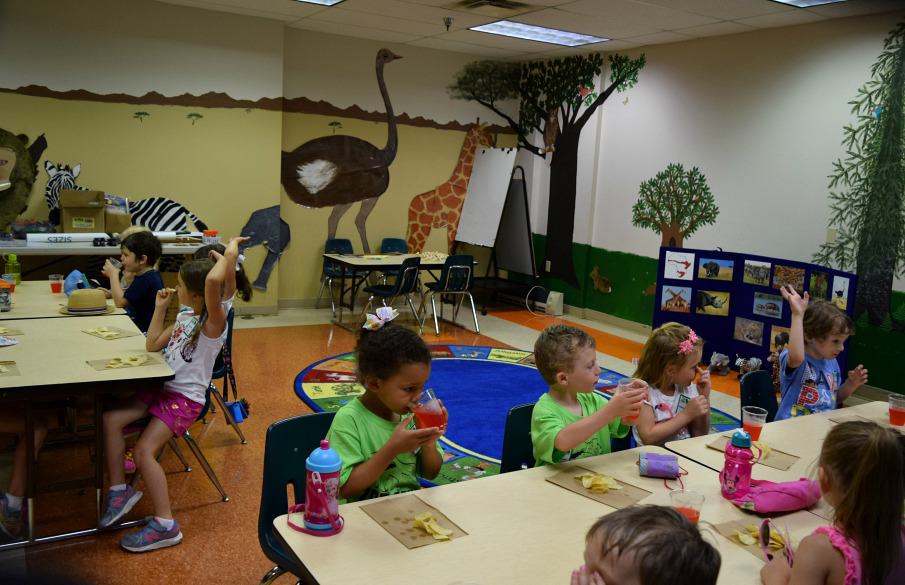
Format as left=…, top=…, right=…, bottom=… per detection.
left=239, top=205, right=290, bottom=291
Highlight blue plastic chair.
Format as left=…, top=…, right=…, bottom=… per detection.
left=380, top=238, right=408, bottom=254
left=259, top=412, right=335, bottom=585
left=424, top=254, right=479, bottom=335
left=500, top=403, right=535, bottom=473
left=316, top=238, right=355, bottom=316
left=740, top=369, right=778, bottom=423
left=361, top=256, right=423, bottom=333
left=204, top=308, right=246, bottom=444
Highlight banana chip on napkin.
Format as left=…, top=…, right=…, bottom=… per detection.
left=574, top=472, right=622, bottom=493
left=105, top=354, right=148, bottom=369
left=0, top=365, right=8, bottom=373
left=733, top=524, right=785, bottom=549
left=753, top=441, right=772, bottom=458
left=412, top=512, right=454, bottom=541
left=88, top=326, right=120, bottom=339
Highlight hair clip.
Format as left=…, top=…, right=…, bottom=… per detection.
left=236, top=253, right=245, bottom=272
left=363, top=306, right=398, bottom=330
left=678, top=329, right=699, bottom=355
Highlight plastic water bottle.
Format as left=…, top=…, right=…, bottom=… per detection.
left=720, top=429, right=754, bottom=499
left=303, top=439, right=343, bottom=534
left=3, top=254, right=20, bottom=285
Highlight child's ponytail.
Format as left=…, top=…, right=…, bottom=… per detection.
left=821, top=421, right=904, bottom=585
left=179, top=258, right=215, bottom=351
left=194, top=243, right=253, bottom=302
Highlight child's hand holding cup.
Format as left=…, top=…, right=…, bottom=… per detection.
left=616, top=378, right=647, bottom=422
left=411, top=388, right=447, bottom=431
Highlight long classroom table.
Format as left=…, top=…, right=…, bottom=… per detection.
left=274, top=446, right=828, bottom=585
left=3, top=280, right=126, bottom=320
left=0, top=314, right=174, bottom=549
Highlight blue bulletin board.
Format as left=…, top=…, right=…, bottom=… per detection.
left=653, top=247, right=858, bottom=374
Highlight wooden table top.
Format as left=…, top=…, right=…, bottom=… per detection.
left=2, top=280, right=126, bottom=320
left=323, top=253, right=452, bottom=270
left=274, top=445, right=828, bottom=585
left=0, top=314, right=173, bottom=395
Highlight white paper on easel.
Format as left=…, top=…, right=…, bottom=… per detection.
left=455, top=148, right=518, bottom=248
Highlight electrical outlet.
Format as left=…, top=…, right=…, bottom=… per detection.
left=545, top=260, right=551, bottom=272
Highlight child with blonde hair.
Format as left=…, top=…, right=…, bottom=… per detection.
left=632, top=322, right=711, bottom=446
left=761, top=420, right=904, bottom=585
left=776, top=285, right=867, bottom=419
left=531, top=325, right=645, bottom=466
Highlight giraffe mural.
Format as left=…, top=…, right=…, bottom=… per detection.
left=406, top=123, right=492, bottom=253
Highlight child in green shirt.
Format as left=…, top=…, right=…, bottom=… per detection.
left=531, top=324, right=646, bottom=467
left=327, top=312, right=446, bottom=502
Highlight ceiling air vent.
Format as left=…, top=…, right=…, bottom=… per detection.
left=447, top=0, right=535, bottom=18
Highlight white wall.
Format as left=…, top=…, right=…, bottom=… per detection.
left=0, top=0, right=285, bottom=100
left=586, top=11, right=905, bottom=289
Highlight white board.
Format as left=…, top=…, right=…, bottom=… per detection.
left=454, top=147, right=518, bottom=247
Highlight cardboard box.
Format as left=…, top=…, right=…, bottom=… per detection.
left=60, top=190, right=105, bottom=233
left=105, top=211, right=132, bottom=234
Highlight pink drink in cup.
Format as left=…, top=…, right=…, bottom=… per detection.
left=49, top=274, right=64, bottom=294
left=412, top=388, right=447, bottom=430
left=889, top=394, right=905, bottom=427
left=617, top=378, right=644, bottom=420
left=670, top=490, right=704, bottom=525
left=742, top=406, right=768, bottom=442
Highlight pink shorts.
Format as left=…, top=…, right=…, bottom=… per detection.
left=134, top=388, right=203, bottom=437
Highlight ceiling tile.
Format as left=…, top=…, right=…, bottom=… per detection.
left=335, top=0, right=494, bottom=28
left=737, top=9, right=827, bottom=28
left=288, top=18, right=421, bottom=43
left=157, top=0, right=325, bottom=21
left=622, top=30, right=696, bottom=45
left=805, top=0, right=903, bottom=18
left=441, top=28, right=562, bottom=52
left=408, top=37, right=524, bottom=57
left=559, top=0, right=721, bottom=29
left=512, top=8, right=661, bottom=38
left=639, top=0, right=795, bottom=21
left=306, top=7, right=444, bottom=34
left=674, top=20, right=757, bottom=38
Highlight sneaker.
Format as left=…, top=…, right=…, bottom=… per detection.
left=99, top=486, right=143, bottom=528
left=0, top=494, right=23, bottom=539
left=120, top=517, right=183, bottom=553
left=124, top=451, right=136, bottom=474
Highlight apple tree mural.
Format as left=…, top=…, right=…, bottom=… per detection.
left=631, top=163, right=719, bottom=248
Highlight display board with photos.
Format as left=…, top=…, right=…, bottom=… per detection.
left=653, top=246, right=858, bottom=374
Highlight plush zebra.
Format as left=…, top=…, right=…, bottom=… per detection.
left=43, top=161, right=208, bottom=231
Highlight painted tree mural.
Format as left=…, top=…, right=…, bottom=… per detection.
left=632, top=163, right=719, bottom=248
left=814, top=20, right=905, bottom=325
left=450, top=53, right=645, bottom=286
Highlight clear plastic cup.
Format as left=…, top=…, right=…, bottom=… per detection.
left=49, top=274, right=64, bottom=294
left=889, top=394, right=905, bottom=426
left=670, top=490, right=704, bottom=525
left=742, top=406, right=768, bottom=441
left=412, top=388, right=447, bottom=430
left=617, top=377, right=645, bottom=420
left=107, top=258, right=122, bottom=270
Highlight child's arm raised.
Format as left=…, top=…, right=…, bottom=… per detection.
left=208, top=236, right=248, bottom=302
left=553, top=387, right=645, bottom=453
left=634, top=395, right=709, bottom=446
left=201, top=245, right=235, bottom=339
left=780, top=285, right=809, bottom=369
left=146, top=289, right=174, bottom=351
left=339, top=416, right=441, bottom=499
left=102, top=260, right=129, bottom=308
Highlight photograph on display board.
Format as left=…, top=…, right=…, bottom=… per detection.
left=743, top=259, right=771, bottom=285
left=809, top=270, right=830, bottom=299
left=770, top=325, right=791, bottom=353
left=664, top=251, right=695, bottom=281
left=832, top=275, right=850, bottom=310
left=698, top=257, right=734, bottom=281
left=753, top=292, right=783, bottom=319
left=734, top=317, right=765, bottom=346
left=695, top=290, right=730, bottom=316
left=772, top=264, right=805, bottom=294
left=661, top=286, right=692, bottom=313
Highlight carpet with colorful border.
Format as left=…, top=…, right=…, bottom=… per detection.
left=295, top=345, right=740, bottom=486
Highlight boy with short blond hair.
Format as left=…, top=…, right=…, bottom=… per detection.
left=531, top=324, right=645, bottom=467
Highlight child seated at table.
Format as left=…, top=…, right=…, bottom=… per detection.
left=326, top=312, right=445, bottom=502
left=98, top=237, right=244, bottom=552
left=531, top=324, right=645, bottom=467
left=760, top=420, right=904, bottom=585
left=632, top=323, right=712, bottom=446
left=0, top=410, right=49, bottom=541
left=101, top=231, right=164, bottom=333
left=775, top=285, right=868, bottom=420
left=571, top=505, right=720, bottom=585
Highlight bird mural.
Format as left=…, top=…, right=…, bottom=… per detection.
left=281, top=48, right=401, bottom=253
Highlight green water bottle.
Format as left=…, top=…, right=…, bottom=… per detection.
left=3, top=254, right=20, bottom=285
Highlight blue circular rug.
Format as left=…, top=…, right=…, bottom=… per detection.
left=295, top=344, right=740, bottom=485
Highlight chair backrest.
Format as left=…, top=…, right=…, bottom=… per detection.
left=500, top=403, right=535, bottom=473
left=436, top=254, right=474, bottom=293
left=323, top=238, right=354, bottom=276
left=391, top=256, right=421, bottom=296
left=740, top=369, right=778, bottom=423
left=380, top=237, right=408, bottom=254
left=211, top=308, right=235, bottom=380
left=258, top=412, right=336, bottom=573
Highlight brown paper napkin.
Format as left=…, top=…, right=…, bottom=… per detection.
left=87, top=353, right=161, bottom=371
left=713, top=519, right=771, bottom=560
left=0, top=361, right=21, bottom=377
left=545, top=466, right=652, bottom=509
left=82, top=326, right=140, bottom=341
left=707, top=435, right=799, bottom=471
left=360, top=493, right=467, bottom=549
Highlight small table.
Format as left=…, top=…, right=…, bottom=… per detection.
left=0, top=314, right=174, bottom=549
left=2, top=280, right=126, bottom=320
left=273, top=446, right=827, bottom=585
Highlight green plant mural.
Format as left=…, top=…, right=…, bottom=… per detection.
left=632, top=163, right=719, bottom=248
left=187, top=113, right=203, bottom=125
left=133, top=111, right=150, bottom=123
left=814, top=20, right=905, bottom=326
left=328, top=120, right=343, bottom=134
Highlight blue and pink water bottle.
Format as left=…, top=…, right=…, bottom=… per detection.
left=301, top=439, right=344, bottom=535
left=720, top=429, right=754, bottom=499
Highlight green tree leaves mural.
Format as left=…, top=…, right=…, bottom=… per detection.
left=814, top=20, right=905, bottom=325
left=632, top=163, right=718, bottom=248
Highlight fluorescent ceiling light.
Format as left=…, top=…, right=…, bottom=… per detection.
left=769, top=0, right=847, bottom=7
left=470, top=20, right=608, bottom=47
left=293, top=0, right=345, bottom=6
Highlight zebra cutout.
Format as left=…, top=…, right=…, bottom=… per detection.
left=43, top=161, right=208, bottom=231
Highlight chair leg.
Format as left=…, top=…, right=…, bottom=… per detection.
left=467, top=293, right=480, bottom=333
left=327, top=277, right=337, bottom=317
left=406, top=294, right=423, bottom=334
left=452, top=295, right=465, bottom=324
left=315, top=277, right=327, bottom=309
left=181, top=430, right=229, bottom=502
left=211, top=387, right=248, bottom=444
left=431, top=294, right=440, bottom=336
left=359, top=296, right=375, bottom=323
left=168, top=437, right=192, bottom=472
left=260, top=566, right=285, bottom=585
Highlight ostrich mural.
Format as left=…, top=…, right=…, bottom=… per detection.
left=281, top=49, right=401, bottom=253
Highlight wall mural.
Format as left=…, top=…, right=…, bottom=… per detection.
left=280, top=49, right=401, bottom=253
left=449, top=53, right=646, bottom=287
left=239, top=205, right=290, bottom=291
left=0, top=129, right=47, bottom=231
left=631, top=163, right=719, bottom=248
left=406, top=122, right=492, bottom=253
